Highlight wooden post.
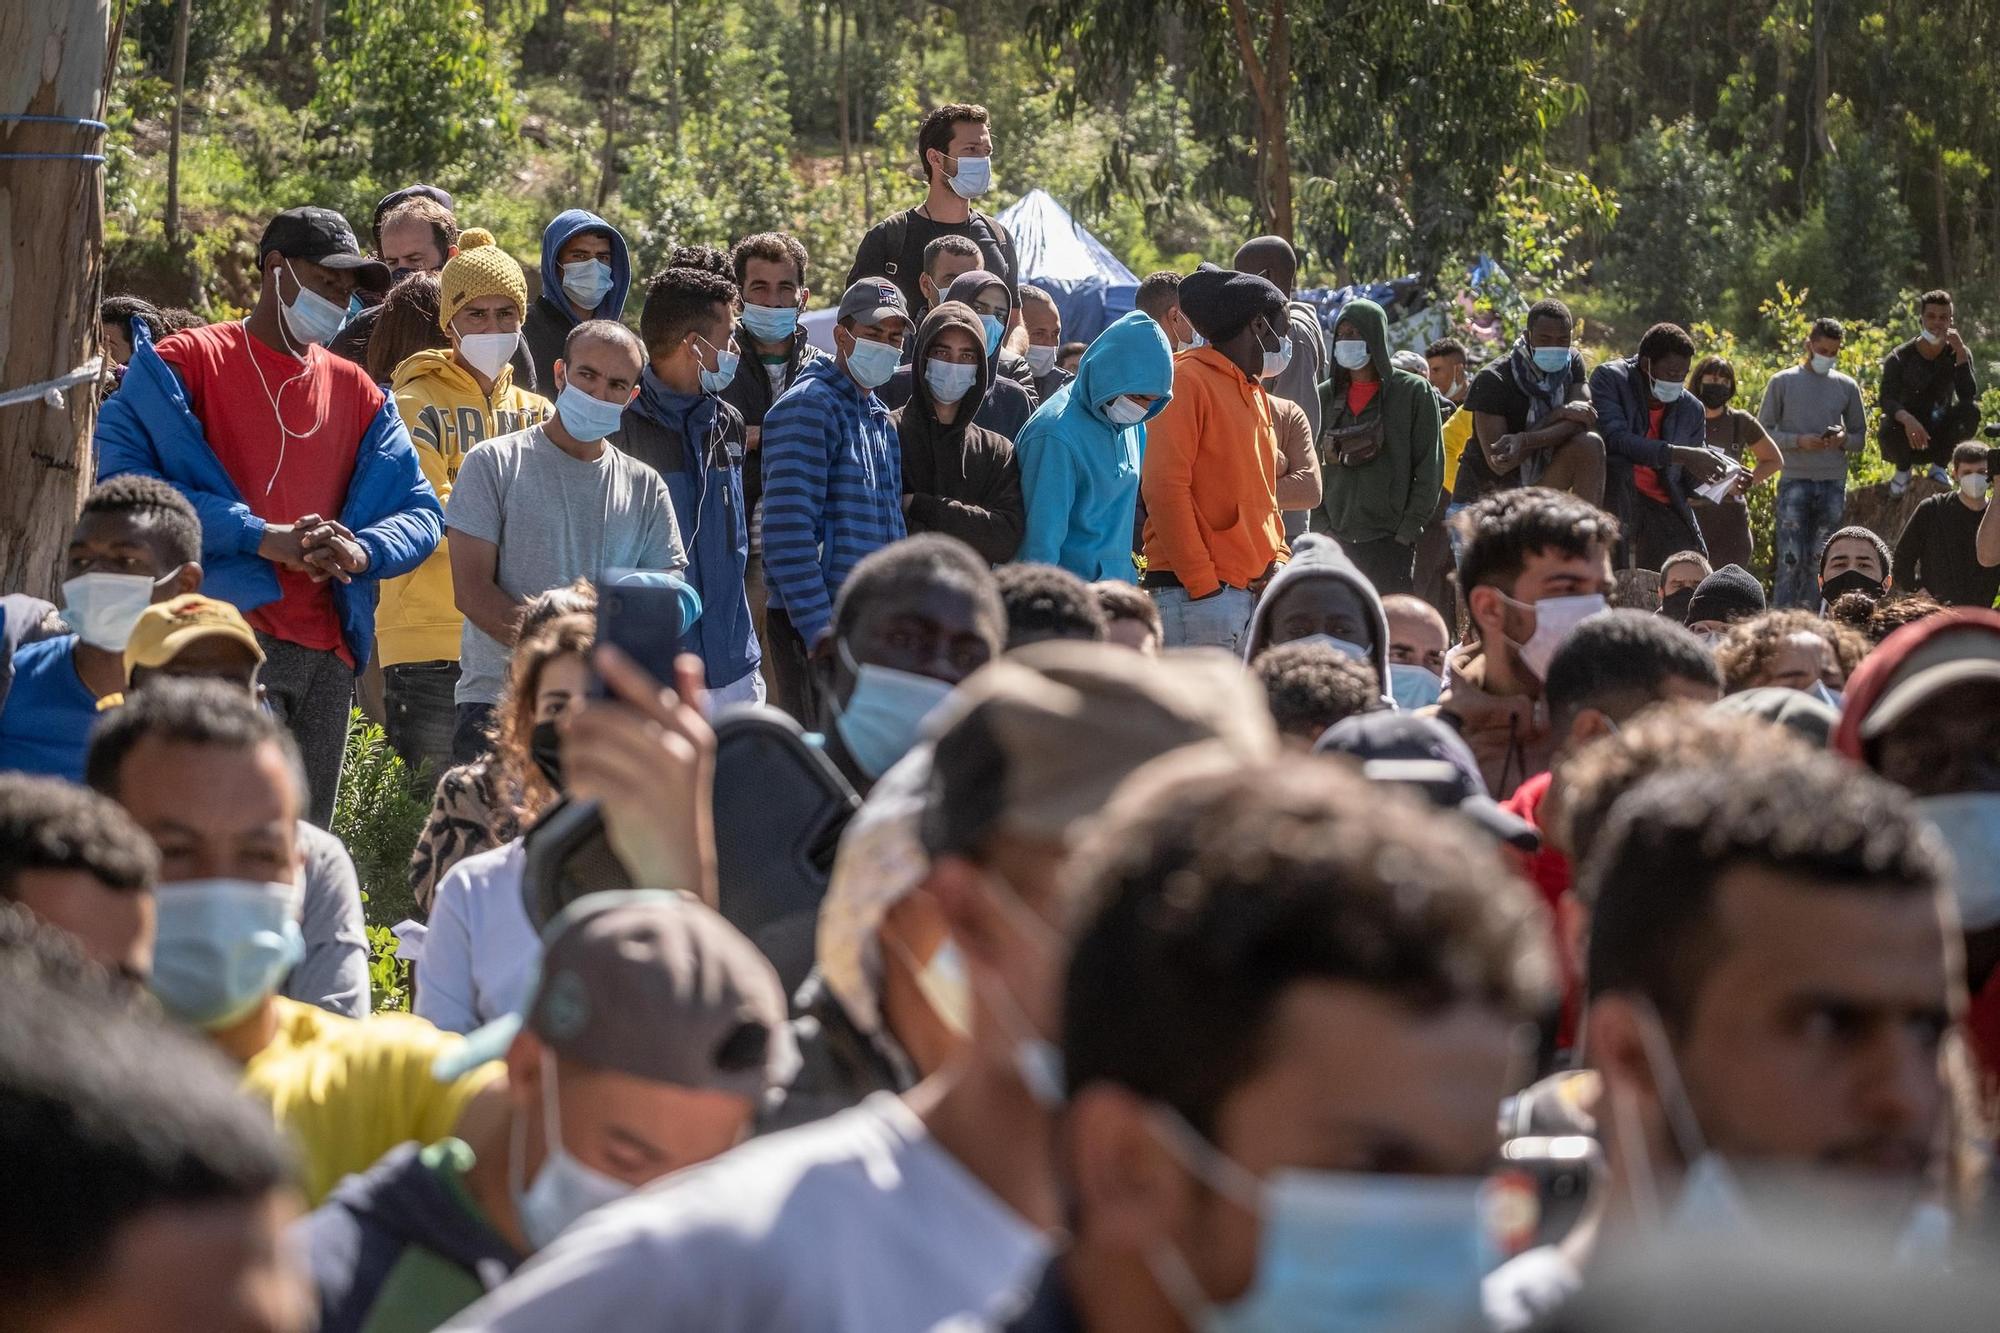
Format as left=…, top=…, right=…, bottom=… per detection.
left=165, top=0, right=190, bottom=246
left=595, top=0, right=618, bottom=209
left=0, top=0, right=112, bottom=600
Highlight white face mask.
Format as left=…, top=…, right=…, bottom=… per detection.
left=1809, top=352, right=1837, bottom=374
left=1497, top=591, right=1607, bottom=680
left=1024, top=343, right=1058, bottom=376
left=62, top=571, right=168, bottom=650
left=1261, top=333, right=1293, bottom=379
left=924, top=356, right=979, bottom=405
left=1104, top=395, right=1150, bottom=427
left=278, top=261, right=347, bottom=348
left=456, top=329, right=519, bottom=381
left=1960, top=474, right=1989, bottom=502
left=511, top=1047, right=636, bottom=1251
left=1919, top=327, right=1943, bottom=346
left=944, top=152, right=993, bottom=199
left=1333, top=338, right=1372, bottom=371
left=561, top=258, right=615, bottom=312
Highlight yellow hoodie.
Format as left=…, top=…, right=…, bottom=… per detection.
left=375, top=350, right=553, bottom=667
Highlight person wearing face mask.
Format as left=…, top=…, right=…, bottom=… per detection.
left=1687, top=356, right=1783, bottom=570
left=1310, top=297, right=1444, bottom=594
left=441, top=643, right=1276, bottom=1333
left=0, top=478, right=202, bottom=781
left=1135, top=270, right=1200, bottom=353
left=376, top=230, right=554, bottom=779
left=1487, top=749, right=1960, bottom=1328
left=416, top=615, right=595, bottom=1032
left=85, top=680, right=506, bottom=1205
left=760, top=279, right=913, bottom=724
left=1383, top=592, right=1451, bottom=709
left=881, top=268, right=1042, bottom=442
left=1015, top=311, right=1174, bottom=580
left=1589, top=322, right=1729, bottom=572
left=1818, top=525, right=1894, bottom=612
left=1759, top=316, right=1869, bottom=606
left=1240, top=532, right=1392, bottom=687
left=0, top=774, right=159, bottom=984
left=614, top=267, right=764, bottom=706
left=521, top=209, right=632, bottom=392
left=447, top=321, right=682, bottom=759
left=1656, top=549, right=1712, bottom=625
left=1019, top=284, right=1072, bottom=402
left=1235, top=236, right=1329, bottom=539
left=846, top=103, right=1020, bottom=315
left=1878, top=290, right=1978, bottom=496
left=96, top=205, right=441, bottom=829
left=1440, top=488, right=1617, bottom=798
left=892, top=301, right=1026, bottom=564
left=989, top=758, right=1554, bottom=1333
left=1457, top=298, right=1606, bottom=511
left=806, top=535, right=1005, bottom=797
left=1141, top=264, right=1292, bottom=651
left=1893, top=441, right=2000, bottom=608
left=300, top=890, right=794, bottom=1333
left=1682, top=562, right=1766, bottom=641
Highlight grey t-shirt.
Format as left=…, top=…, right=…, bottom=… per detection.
left=446, top=426, right=685, bottom=704
left=282, top=820, right=370, bottom=1018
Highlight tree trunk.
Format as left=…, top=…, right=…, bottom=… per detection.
left=524, top=0, right=568, bottom=75
left=836, top=0, right=851, bottom=170
left=595, top=0, right=619, bottom=209
left=165, top=0, right=191, bottom=247
left=0, top=0, right=111, bottom=601
left=265, top=0, right=288, bottom=62
left=1934, top=148, right=1956, bottom=288
left=1222, top=0, right=1293, bottom=240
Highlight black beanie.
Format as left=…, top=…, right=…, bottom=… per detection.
left=1686, top=563, right=1766, bottom=626
left=1177, top=262, right=1287, bottom=345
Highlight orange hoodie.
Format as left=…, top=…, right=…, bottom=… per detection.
left=1140, top=347, right=1287, bottom=597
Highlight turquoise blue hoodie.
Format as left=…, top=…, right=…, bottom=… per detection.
left=1014, top=312, right=1174, bottom=581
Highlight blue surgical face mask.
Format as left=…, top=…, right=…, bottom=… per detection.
left=833, top=640, right=955, bottom=778
left=1919, top=792, right=2000, bottom=932
left=946, top=153, right=993, bottom=199
left=1531, top=345, right=1571, bottom=375
left=1147, top=1109, right=1493, bottom=1333
left=150, top=879, right=304, bottom=1030
left=925, top=356, right=979, bottom=405
left=1807, top=679, right=1843, bottom=711
left=740, top=301, right=800, bottom=343
left=1390, top=662, right=1444, bottom=711
left=278, top=261, right=348, bottom=348
left=980, top=313, right=1006, bottom=357
left=697, top=337, right=740, bottom=393
left=844, top=333, right=902, bottom=391
left=1293, top=633, right=1369, bottom=663
left=561, top=257, right=615, bottom=312
left=1333, top=339, right=1371, bottom=372
left=555, top=381, right=627, bottom=443
left=1651, top=376, right=1686, bottom=404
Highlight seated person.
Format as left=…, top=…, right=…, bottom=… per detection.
left=1682, top=563, right=1765, bottom=641
left=0, top=773, right=155, bottom=982
left=1657, top=548, right=1711, bottom=622
left=1381, top=592, right=1450, bottom=709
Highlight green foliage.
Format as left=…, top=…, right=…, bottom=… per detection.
left=1597, top=118, right=1744, bottom=328
left=331, top=714, right=429, bottom=1013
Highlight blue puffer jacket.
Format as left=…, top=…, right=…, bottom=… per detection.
left=94, top=322, right=443, bottom=669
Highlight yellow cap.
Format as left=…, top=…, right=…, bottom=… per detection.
left=123, top=595, right=265, bottom=684
left=438, top=228, right=528, bottom=332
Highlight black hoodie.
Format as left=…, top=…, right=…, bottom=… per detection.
left=890, top=301, right=1027, bottom=564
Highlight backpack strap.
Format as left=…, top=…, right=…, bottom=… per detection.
left=880, top=210, right=913, bottom=277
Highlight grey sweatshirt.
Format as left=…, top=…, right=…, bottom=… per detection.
left=1757, top=364, right=1867, bottom=482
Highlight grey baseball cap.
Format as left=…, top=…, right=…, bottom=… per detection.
left=436, top=890, right=797, bottom=1098
left=836, top=277, right=911, bottom=327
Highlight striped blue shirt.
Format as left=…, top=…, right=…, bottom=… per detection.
left=759, top=357, right=905, bottom=644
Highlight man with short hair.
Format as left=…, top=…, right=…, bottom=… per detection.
left=0, top=477, right=202, bottom=781
left=995, top=563, right=1107, bottom=651
left=1659, top=549, right=1712, bottom=622
left=760, top=280, right=913, bottom=722
left=299, top=891, right=796, bottom=1333
left=447, top=320, right=678, bottom=757
left=1416, top=336, right=1476, bottom=621
left=1090, top=580, right=1162, bottom=655
left=1133, top=271, right=1196, bottom=352
left=1141, top=265, right=1290, bottom=651
left=618, top=267, right=763, bottom=704
left=847, top=103, right=1018, bottom=313
left=1457, top=298, right=1606, bottom=510
left=1382, top=591, right=1450, bottom=708
left=1018, top=284, right=1070, bottom=401
left=522, top=210, right=632, bottom=391
left=1820, top=525, right=1894, bottom=608
left=444, top=643, right=1275, bottom=1333
left=1234, top=235, right=1329, bottom=538
left=0, top=943, right=313, bottom=1333
left=1590, top=322, right=1729, bottom=571
left=379, top=230, right=555, bottom=777
left=1001, top=758, right=1554, bottom=1333
left=1878, top=289, right=1978, bottom=494
left=1252, top=640, right=1384, bottom=746
left=1440, top=487, right=1617, bottom=797
left=86, top=680, right=503, bottom=1205
left=1893, top=440, right=2000, bottom=608
left=96, top=205, right=443, bottom=827
left=0, top=773, right=156, bottom=981
left=918, top=233, right=985, bottom=323
left=1759, top=316, right=1868, bottom=607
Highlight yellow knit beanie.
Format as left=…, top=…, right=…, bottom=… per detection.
left=438, top=228, right=528, bottom=332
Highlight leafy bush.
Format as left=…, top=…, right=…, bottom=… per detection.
left=1598, top=118, right=1744, bottom=329
left=331, top=713, right=431, bottom=1011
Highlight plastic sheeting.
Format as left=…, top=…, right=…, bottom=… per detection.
left=996, top=189, right=1140, bottom=345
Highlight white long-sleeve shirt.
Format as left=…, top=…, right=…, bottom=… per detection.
left=412, top=839, right=539, bottom=1033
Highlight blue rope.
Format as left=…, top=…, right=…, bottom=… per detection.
left=0, top=153, right=106, bottom=163
left=0, top=114, right=109, bottom=132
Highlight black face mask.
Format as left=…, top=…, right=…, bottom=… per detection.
left=1660, top=586, right=1696, bottom=624
left=1695, top=381, right=1733, bottom=410
left=530, top=719, right=564, bottom=789
left=1820, top=569, right=1885, bottom=605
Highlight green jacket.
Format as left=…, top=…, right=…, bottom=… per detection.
left=1311, top=298, right=1443, bottom=546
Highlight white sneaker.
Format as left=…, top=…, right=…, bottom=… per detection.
left=1890, top=470, right=1912, bottom=497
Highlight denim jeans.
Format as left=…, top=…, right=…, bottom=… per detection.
left=1153, top=585, right=1255, bottom=653
left=382, top=660, right=460, bottom=787
left=1773, top=478, right=1848, bottom=609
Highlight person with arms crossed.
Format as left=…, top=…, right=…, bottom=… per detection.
left=1456, top=299, right=1607, bottom=512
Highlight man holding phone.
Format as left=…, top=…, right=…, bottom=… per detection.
left=446, top=320, right=685, bottom=760
left=1758, top=316, right=1868, bottom=608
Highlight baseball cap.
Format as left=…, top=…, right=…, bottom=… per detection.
left=921, top=642, right=1278, bottom=857
left=1315, top=711, right=1540, bottom=851
left=836, top=278, right=910, bottom=328
left=257, top=206, right=392, bottom=292
left=437, top=890, right=798, bottom=1098
left=1856, top=621, right=2000, bottom=743
left=123, top=595, right=264, bottom=684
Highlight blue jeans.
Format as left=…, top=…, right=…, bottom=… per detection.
left=1152, top=585, right=1255, bottom=653
left=1773, top=478, right=1848, bottom=609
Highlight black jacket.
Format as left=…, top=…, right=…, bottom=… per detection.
left=521, top=294, right=574, bottom=398
left=890, top=302, right=1026, bottom=564
left=720, top=323, right=830, bottom=513
left=1878, top=338, right=1980, bottom=447
left=757, top=971, right=914, bottom=1135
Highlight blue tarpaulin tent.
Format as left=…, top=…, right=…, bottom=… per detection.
left=997, top=189, right=1139, bottom=345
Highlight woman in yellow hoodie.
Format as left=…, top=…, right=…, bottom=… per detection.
left=377, top=229, right=552, bottom=779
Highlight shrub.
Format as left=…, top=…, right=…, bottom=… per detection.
left=331, top=713, right=431, bottom=1012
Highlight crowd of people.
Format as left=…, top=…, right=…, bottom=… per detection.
left=5, top=98, right=2000, bottom=1331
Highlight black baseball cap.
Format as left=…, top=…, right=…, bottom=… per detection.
left=1315, top=712, right=1540, bottom=851
left=257, top=207, right=392, bottom=292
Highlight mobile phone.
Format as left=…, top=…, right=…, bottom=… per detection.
left=592, top=569, right=688, bottom=698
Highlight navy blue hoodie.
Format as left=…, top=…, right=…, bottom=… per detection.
left=522, top=209, right=633, bottom=391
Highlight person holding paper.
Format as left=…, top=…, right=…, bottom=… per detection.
left=1588, top=322, right=1728, bottom=571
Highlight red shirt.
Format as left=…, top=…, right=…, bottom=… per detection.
left=1501, top=770, right=1579, bottom=1050
left=1633, top=402, right=1671, bottom=504
left=1346, top=378, right=1381, bottom=418
left=158, top=323, right=383, bottom=662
